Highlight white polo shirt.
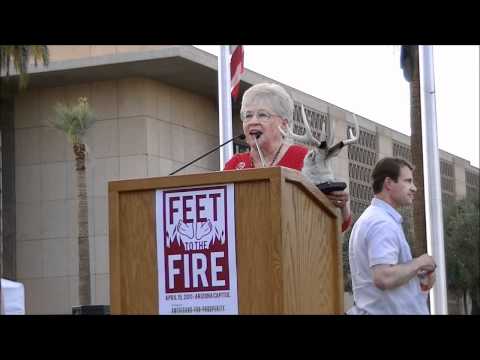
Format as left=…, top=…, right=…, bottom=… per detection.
left=347, top=198, right=429, bottom=315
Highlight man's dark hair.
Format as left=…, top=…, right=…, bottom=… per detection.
left=371, top=157, right=414, bottom=194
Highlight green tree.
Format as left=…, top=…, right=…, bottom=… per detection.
left=51, top=97, right=95, bottom=306
left=0, top=45, right=49, bottom=94
left=444, top=196, right=480, bottom=314
left=0, top=45, right=49, bottom=313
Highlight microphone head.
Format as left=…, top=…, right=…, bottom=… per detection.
left=255, top=132, right=262, bottom=139
left=238, top=134, right=246, bottom=140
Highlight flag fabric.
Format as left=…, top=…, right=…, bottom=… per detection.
left=230, top=45, right=244, bottom=101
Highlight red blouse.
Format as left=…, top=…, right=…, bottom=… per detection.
left=224, top=144, right=308, bottom=171
left=224, top=144, right=352, bottom=232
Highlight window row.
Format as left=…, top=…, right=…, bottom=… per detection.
left=392, top=142, right=412, bottom=162
left=348, top=146, right=377, bottom=166
left=350, top=181, right=373, bottom=203
left=440, top=160, right=454, bottom=178
left=465, top=170, right=479, bottom=188
left=292, top=104, right=330, bottom=144
left=349, top=163, right=371, bottom=183
left=346, top=127, right=377, bottom=150
left=441, top=177, right=455, bottom=194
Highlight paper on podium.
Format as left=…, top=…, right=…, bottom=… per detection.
left=1, top=278, right=26, bottom=315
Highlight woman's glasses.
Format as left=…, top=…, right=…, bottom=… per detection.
left=240, top=110, right=281, bottom=122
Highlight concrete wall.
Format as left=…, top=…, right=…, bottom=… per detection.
left=46, top=46, right=175, bottom=62
left=14, top=77, right=219, bottom=314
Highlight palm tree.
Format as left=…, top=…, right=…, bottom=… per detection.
left=0, top=45, right=49, bottom=94
left=0, top=45, right=49, bottom=313
left=51, top=96, right=95, bottom=306
left=401, top=45, right=427, bottom=258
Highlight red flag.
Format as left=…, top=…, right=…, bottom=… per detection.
left=230, top=45, right=244, bottom=101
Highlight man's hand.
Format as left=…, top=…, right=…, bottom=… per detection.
left=419, top=270, right=436, bottom=291
left=413, top=254, right=436, bottom=273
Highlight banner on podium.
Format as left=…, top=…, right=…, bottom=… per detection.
left=156, top=184, right=238, bottom=314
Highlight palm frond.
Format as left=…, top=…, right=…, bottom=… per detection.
left=0, top=45, right=49, bottom=90
left=29, top=45, right=50, bottom=67
left=51, top=97, right=95, bottom=144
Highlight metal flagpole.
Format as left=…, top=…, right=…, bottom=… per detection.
left=419, top=45, right=448, bottom=314
left=217, top=45, right=234, bottom=167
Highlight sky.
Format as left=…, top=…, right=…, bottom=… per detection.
left=196, top=45, right=479, bottom=168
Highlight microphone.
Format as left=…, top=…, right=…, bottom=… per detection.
left=169, top=134, right=246, bottom=175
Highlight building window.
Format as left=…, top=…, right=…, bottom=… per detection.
left=440, top=160, right=455, bottom=210
left=465, top=168, right=479, bottom=200
left=291, top=103, right=330, bottom=145
left=348, top=127, right=377, bottom=222
left=393, top=141, right=412, bottom=163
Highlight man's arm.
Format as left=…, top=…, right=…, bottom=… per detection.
left=372, top=254, right=436, bottom=291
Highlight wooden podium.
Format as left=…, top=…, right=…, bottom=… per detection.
left=108, top=167, right=343, bottom=314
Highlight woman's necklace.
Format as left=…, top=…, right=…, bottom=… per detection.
left=269, top=143, right=284, bottom=166
left=251, top=142, right=284, bottom=168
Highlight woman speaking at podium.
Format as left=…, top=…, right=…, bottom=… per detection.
left=224, top=83, right=352, bottom=233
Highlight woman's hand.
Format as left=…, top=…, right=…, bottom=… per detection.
left=325, top=190, right=352, bottom=228
left=325, top=191, right=349, bottom=210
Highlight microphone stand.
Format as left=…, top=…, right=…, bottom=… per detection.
left=253, top=136, right=266, bottom=168
left=169, top=134, right=246, bottom=176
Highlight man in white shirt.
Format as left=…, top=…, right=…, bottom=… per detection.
left=347, top=157, right=436, bottom=315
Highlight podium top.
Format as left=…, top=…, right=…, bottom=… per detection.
left=108, top=166, right=337, bottom=218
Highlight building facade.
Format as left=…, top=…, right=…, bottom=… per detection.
left=1, top=46, right=478, bottom=314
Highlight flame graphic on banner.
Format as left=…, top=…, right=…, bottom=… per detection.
left=165, top=219, right=225, bottom=250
